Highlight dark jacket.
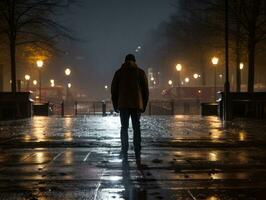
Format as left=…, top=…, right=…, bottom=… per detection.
left=111, top=62, right=149, bottom=112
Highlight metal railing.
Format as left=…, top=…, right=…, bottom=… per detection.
left=47, top=99, right=202, bottom=117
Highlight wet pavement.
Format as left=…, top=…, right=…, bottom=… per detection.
left=0, top=115, right=266, bottom=199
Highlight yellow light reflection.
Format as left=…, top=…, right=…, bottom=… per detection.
left=211, top=173, right=223, bottom=179
left=208, top=152, right=218, bottom=161
left=24, top=134, right=32, bottom=141
left=32, top=117, right=47, bottom=141
left=210, top=129, right=222, bottom=140
left=175, top=115, right=185, bottom=119
left=64, top=150, right=73, bottom=164
left=64, top=132, right=73, bottom=141
left=207, top=196, right=219, bottom=200
left=64, top=117, right=73, bottom=129
left=239, top=131, right=247, bottom=141
left=35, top=152, right=45, bottom=163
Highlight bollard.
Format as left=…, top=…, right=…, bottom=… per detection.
left=102, top=101, right=107, bottom=116
left=149, top=102, right=152, bottom=116
left=171, top=101, right=175, bottom=115
left=93, top=102, right=96, bottom=115
left=61, top=101, right=64, bottom=117
left=74, top=101, right=78, bottom=116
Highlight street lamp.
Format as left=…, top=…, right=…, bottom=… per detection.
left=33, top=80, right=37, bottom=86
left=239, top=62, right=244, bottom=91
left=65, top=68, right=71, bottom=100
left=24, top=74, right=30, bottom=91
left=36, top=60, right=43, bottom=102
left=50, top=79, right=55, bottom=87
left=65, top=68, right=71, bottom=76
left=193, top=73, right=199, bottom=79
left=176, top=64, right=182, bottom=72
left=239, top=62, right=244, bottom=70
left=212, top=56, right=219, bottom=101
left=168, top=80, right=173, bottom=87
left=176, top=64, right=182, bottom=86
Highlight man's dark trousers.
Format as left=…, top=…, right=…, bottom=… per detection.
left=120, top=109, right=141, bottom=153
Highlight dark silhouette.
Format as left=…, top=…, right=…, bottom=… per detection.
left=111, top=54, right=149, bottom=161
left=121, top=155, right=147, bottom=200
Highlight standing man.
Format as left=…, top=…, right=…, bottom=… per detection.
left=111, top=54, right=149, bottom=161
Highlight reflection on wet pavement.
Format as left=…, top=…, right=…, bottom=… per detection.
left=0, top=115, right=266, bottom=199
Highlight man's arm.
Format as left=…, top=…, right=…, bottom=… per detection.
left=140, top=70, right=149, bottom=112
left=111, top=71, right=119, bottom=112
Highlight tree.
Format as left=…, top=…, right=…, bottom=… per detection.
left=0, top=0, right=76, bottom=93
left=231, top=0, right=266, bottom=92
left=147, top=0, right=266, bottom=92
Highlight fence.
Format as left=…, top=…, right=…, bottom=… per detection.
left=48, top=99, right=201, bottom=116
left=147, top=99, right=201, bottom=115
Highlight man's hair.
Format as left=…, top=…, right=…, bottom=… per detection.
left=125, top=54, right=136, bottom=62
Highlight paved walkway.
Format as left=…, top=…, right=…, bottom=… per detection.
left=0, top=115, right=266, bottom=199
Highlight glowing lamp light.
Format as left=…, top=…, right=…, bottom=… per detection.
left=239, top=62, right=244, bottom=70
left=212, top=57, right=219, bottom=65
left=168, top=80, right=173, bottom=86
left=50, top=79, right=55, bottom=84
left=65, top=68, right=71, bottom=76
left=104, top=85, right=108, bottom=89
left=151, top=77, right=155, bottom=81
left=68, top=83, right=72, bottom=88
left=36, top=60, right=44, bottom=68
left=185, top=77, right=190, bottom=83
left=176, top=64, right=182, bottom=71
left=33, top=80, right=38, bottom=85
left=24, top=74, right=30, bottom=81
left=193, top=73, right=199, bottom=79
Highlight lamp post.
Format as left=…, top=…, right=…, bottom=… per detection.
left=65, top=68, right=71, bottom=100
left=176, top=64, right=182, bottom=87
left=104, top=85, right=108, bottom=100
left=224, top=0, right=231, bottom=121
left=36, top=60, right=44, bottom=102
left=176, top=64, right=182, bottom=99
left=239, top=63, right=244, bottom=91
left=193, top=73, right=199, bottom=86
left=212, top=56, right=219, bottom=101
left=24, top=74, right=30, bottom=91
left=33, top=80, right=37, bottom=98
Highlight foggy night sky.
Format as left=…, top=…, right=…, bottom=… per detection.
left=50, top=0, right=175, bottom=99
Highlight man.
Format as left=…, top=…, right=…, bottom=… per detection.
left=111, top=54, right=149, bottom=160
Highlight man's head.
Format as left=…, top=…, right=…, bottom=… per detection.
left=125, top=54, right=136, bottom=63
